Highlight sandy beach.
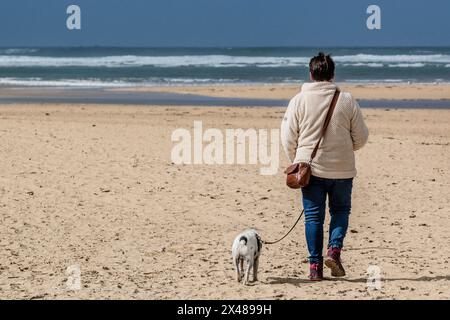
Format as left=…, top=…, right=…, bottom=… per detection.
left=1, top=84, right=450, bottom=300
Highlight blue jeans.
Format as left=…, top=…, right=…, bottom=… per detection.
left=301, top=175, right=353, bottom=264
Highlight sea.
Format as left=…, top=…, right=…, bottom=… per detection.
left=0, top=47, right=449, bottom=87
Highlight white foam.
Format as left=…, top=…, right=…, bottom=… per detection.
left=388, top=63, right=426, bottom=68
left=342, top=63, right=384, bottom=67
left=0, top=77, right=241, bottom=87
left=0, top=55, right=310, bottom=68
left=0, top=77, right=134, bottom=87
left=0, top=53, right=447, bottom=68
left=334, top=54, right=450, bottom=64
left=1, top=77, right=448, bottom=87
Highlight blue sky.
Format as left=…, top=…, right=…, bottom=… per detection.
left=0, top=0, right=449, bottom=47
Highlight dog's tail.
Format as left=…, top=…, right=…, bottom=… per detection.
left=237, top=236, right=248, bottom=256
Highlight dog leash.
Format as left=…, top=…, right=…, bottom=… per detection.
left=262, top=209, right=304, bottom=245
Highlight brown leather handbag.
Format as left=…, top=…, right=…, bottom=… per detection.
left=285, top=90, right=340, bottom=189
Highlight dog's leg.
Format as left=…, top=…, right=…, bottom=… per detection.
left=243, top=259, right=253, bottom=285
left=253, top=256, right=259, bottom=282
left=240, top=258, right=244, bottom=273
left=234, top=257, right=242, bottom=282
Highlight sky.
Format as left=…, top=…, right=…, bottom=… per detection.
left=0, top=0, right=449, bottom=47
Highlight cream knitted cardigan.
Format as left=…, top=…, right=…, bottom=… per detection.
left=281, top=81, right=369, bottom=179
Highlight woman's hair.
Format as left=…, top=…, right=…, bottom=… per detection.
left=309, top=52, right=335, bottom=81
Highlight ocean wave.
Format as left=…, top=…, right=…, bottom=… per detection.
left=0, top=77, right=134, bottom=87
left=2, top=77, right=448, bottom=87
left=0, top=55, right=309, bottom=68
left=388, top=63, right=426, bottom=68
left=342, top=63, right=384, bottom=67
left=334, top=54, right=450, bottom=64
left=0, top=77, right=241, bottom=87
left=0, top=53, right=448, bottom=68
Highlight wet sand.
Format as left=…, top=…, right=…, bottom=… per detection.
left=110, top=83, right=450, bottom=100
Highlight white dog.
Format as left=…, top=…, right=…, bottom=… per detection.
left=231, top=229, right=262, bottom=285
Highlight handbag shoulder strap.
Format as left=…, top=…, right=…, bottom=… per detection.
left=309, top=89, right=340, bottom=162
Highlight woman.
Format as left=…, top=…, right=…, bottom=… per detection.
left=281, top=52, right=369, bottom=281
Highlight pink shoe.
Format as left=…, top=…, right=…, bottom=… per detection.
left=309, top=262, right=324, bottom=281
left=325, top=247, right=346, bottom=277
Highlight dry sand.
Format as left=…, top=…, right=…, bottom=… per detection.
left=1, top=86, right=450, bottom=299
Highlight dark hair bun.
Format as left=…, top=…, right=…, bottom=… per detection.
left=309, top=52, right=335, bottom=81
